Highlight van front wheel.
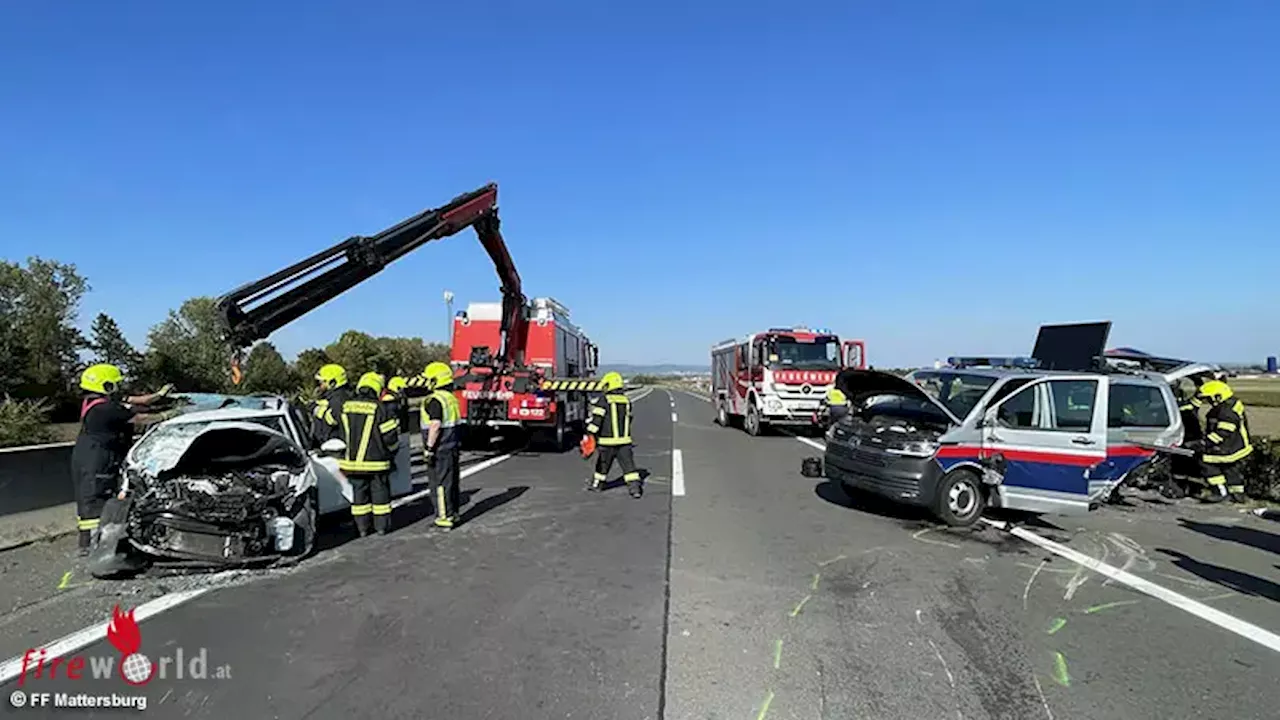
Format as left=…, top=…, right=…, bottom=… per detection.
left=933, top=469, right=986, bottom=527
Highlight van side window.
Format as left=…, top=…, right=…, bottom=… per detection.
left=1046, top=379, right=1097, bottom=431
left=996, top=386, right=1038, bottom=429
left=981, top=378, right=1033, bottom=414
left=1108, top=383, right=1172, bottom=428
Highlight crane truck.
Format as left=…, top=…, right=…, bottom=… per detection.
left=214, top=183, right=602, bottom=451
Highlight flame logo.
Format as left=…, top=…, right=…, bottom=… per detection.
left=106, top=605, right=141, bottom=656
left=107, top=605, right=155, bottom=686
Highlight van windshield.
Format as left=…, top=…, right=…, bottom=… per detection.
left=909, top=371, right=997, bottom=420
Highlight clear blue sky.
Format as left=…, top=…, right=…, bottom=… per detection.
left=2, top=1, right=1277, bottom=368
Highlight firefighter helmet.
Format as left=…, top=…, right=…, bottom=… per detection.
left=600, top=371, right=624, bottom=391
left=388, top=376, right=408, bottom=393
left=423, top=362, right=454, bottom=389
left=80, top=363, right=123, bottom=395
left=358, top=372, right=385, bottom=394
left=315, top=364, right=348, bottom=389
left=1196, top=380, right=1234, bottom=403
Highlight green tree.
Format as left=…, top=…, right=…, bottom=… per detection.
left=88, top=313, right=143, bottom=379
left=292, top=347, right=332, bottom=390
left=0, top=258, right=90, bottom=400
left=375, top=336, right=450, bottom=376
left=241, top=341, right=296, bottom=394
left=142, top=297, right=233, bottom=392
left=324, top=330, right=391, bottom=379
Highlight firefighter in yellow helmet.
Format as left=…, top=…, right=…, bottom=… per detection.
left=70, top=364, right=174, bottom=554
left=420, top=362, right=463, bottom=528
left=383, top=375, right=411, bottom=433
left=312, top=364, right=353, bottom=445
left=585, top=371, right=643, bottom=497
left=824, top=387, right=850, bottom=427
left=1190, top=380, right=1253, bottom=503
left=339, top=372, right=401, bottom=536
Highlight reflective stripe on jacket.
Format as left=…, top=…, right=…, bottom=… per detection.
left=420, top=389, right=461, bottom=450
left=338, top=394, right=400, bottom=473
left=587, top=393, right=632, bottom=446
left=1203, top=398, right=1253, bottom=464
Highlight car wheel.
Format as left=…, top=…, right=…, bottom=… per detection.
left=745, top=404, right=761, bottom=436
left=933, top=469, right=986, bottom=528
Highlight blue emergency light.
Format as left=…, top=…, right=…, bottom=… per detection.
left=947, top=356, right=1040, bottom=369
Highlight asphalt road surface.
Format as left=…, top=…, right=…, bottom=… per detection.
left=3, top=388, right=1279, bottom=719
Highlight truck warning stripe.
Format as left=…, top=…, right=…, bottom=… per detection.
left=540, top=380, right=606, bottom=391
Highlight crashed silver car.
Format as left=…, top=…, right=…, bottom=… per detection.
left=89, top=414, right=318, bottom=578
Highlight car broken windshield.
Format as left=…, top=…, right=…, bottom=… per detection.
left=770, top=336, right=840, bottom=369
left=909, top=371, right=997, bottom=421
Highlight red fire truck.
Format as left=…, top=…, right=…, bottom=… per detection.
left=450, top=296, right=598, bottom=449
left=711, top=327, right=866, bottom=436
left=214, top=183, right=602, bottom=452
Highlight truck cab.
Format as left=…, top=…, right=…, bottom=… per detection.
left=712, top=327, right=867, bottom=436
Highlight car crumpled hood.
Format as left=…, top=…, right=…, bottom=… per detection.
left=834, top=369, right=962, bottom=425
left=129, top=421, right=307, bottom=479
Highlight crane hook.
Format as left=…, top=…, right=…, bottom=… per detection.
left=230, top=351, right=244, bottom=386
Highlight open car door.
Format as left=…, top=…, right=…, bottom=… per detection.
left=842, top=340, right=866, bottom=370
left=979, top=375, right=1110, bottom=516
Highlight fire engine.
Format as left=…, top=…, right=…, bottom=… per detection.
left=711, top=327, right=866, bottom=436
left=213, top=183, right=602, bottom=452
left=450, top=296, right=598, bottom=448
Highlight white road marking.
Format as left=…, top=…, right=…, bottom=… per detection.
left=0, top=588, right=210, bottom=685
left=672, top=449, right=685, bottom=497
left=681, top=390, right=711, bottom=402
left=792, top=434, right=826, bottom=451
left=792, top=434, right=1280, bottom=655
left=983, top=517, right=1280, bottom=654
left=0, top=449, right=522, bottom=685
left=391, top=450, right=519, bottom=508
left=671, top=412, right=678, bottom=423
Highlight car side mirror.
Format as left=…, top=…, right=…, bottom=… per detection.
left=320, top=438, right=347, bottom=456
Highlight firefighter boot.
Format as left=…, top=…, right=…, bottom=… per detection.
left=354, top=515, right=374, bottom=537
left=628, top=480, right=643, bottom=499
left=433, top=516, right=456, bottom=531
left=1201, top=486, right=1229, bottom=504
left=586, top=473, right=605, bottom=492
left=373, top=514, right=391, bottom=536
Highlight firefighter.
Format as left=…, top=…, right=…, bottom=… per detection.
left=420, top=362, right=462, bottom=529
left=385, top=375, right=411, bottom=432
left=338, top=372, right=401, bottom=536
left=1191, top=380, right=1253, bottom=503
left=825, top=388, right=850, bottom=426
left=312, top=364, right=354, bottom=445
left=70, top=364, right=174, bottom=555
left=586, top=371, right=643, bottom=498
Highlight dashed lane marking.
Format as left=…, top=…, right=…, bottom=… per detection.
left=672, top=449, right=685, bottom=497
left=671, top=412, right=678, bottom=422
left=1, top=449, right=523, bottom=686
left=790, top=434, right=1280, bottom=655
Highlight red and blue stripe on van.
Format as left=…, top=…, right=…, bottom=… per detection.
left=934, top=444, right=1155, bottom=495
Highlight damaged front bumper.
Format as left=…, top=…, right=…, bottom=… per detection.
left=90, top=422, right=318, bottom=578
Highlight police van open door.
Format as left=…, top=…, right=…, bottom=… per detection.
left=978, top=375, right=1110, bottom=516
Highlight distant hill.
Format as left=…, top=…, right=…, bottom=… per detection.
left=599, top=363, right=708, bottom=376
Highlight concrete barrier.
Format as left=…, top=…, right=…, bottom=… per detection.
left=0, top=442, right=75, bottom=518
left=0, top=442, right=77, bottom=550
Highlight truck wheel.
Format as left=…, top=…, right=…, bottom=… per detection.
left=715, top=402, right=728, bottom=426
left=933, top=469, right=986, bottom=528
left=745, top=404, right=762, bottom=436
left=551, top=411, right=568, bottom=452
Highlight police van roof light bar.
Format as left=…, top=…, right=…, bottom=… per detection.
left=947, top=356, right=1041, bottom=369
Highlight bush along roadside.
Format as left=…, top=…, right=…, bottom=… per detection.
left=0, top=397, right=57, bottom=449
left=1241, top=435, right=1280, bottom=501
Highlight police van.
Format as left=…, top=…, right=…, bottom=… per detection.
left=811, top=322, right=1185, bottom=527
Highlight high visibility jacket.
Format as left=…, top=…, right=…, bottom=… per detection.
left=379, top=390, right=409, bottom=433
left=313, top=385, right=354, bottom=443
left=337, top=390, right=400, bottom=473
left=420, top=388, right=461, bottom=450
left=1203, top=398, right=1253, bottom=464
left=587, top=393, right=632, bottom=446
